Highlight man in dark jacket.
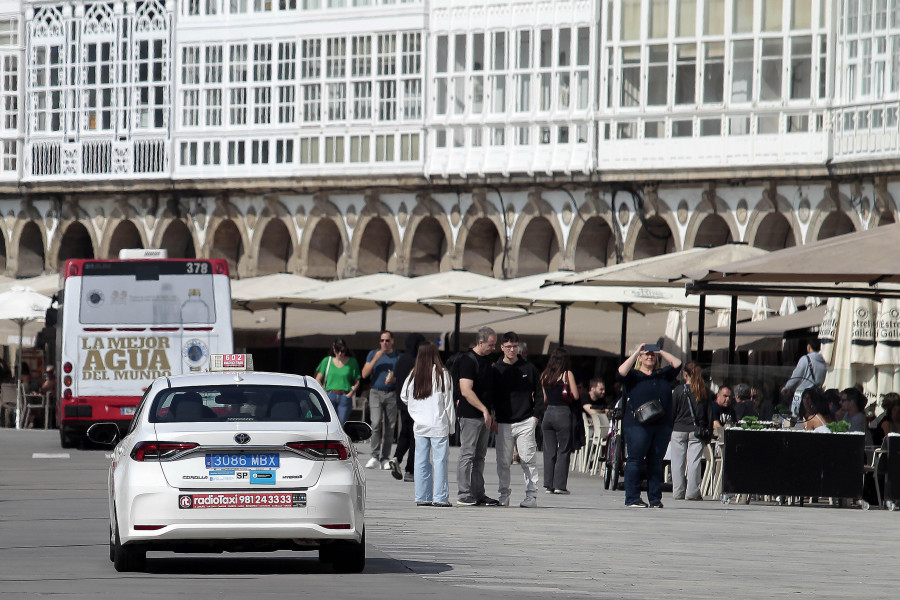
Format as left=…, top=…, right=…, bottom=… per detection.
left=389, top=333, right=426, bottom=482
left=492, top=332, right=542, bottom=508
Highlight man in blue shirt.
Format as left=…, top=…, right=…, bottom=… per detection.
left=363, top=330, right=398, bottom=469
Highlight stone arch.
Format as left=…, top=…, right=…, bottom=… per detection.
left=16, top=221, right=46, bottom=277
left=255, top=218, right=295, bottom=275
left=571, top=216, right=616, bottom=271
left=208, top=219, right=246, bottom=277
left=304, top=218, right=345, bottom=280
left=460, top=217, right=503, bottom=277
left=751, top=213, right=796, bottom=250
left=683, top=194, right=739, bottom=248
left=514, top=216, right=562, bottom=276
left=877, top=211, right=896, bottom=226
left=814, top=211, right=856, bottom=241
left=56, top=221, right=96, bottom=265
left=353, top=217, right=396, bottom=275
left=692, top=214, right=734, bottom=247
left=157, top=219, right=197, bottom=259
left=508, top=192, right=565, bottom=276
left=626, top=215, right=677, bottom=260
left=744, top=191, right=801, bottom=250
left=806, top=192, right=861, bottom=242
left=103, top=219, right=146, bottom=258
left=406, top=216, right=448, bottom=276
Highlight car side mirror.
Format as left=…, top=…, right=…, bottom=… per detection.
left=87, top=422, right=121, bottom=446
left=343, top=420, right=372, bottom=443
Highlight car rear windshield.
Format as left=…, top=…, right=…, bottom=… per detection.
left=149, top=385, right=332, bottom=423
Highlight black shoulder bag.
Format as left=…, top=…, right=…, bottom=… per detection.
left=684, top=384, right=711, bottom=443
left=632, top=378, right=665, bottom=425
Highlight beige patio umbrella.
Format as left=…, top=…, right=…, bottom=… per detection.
left=0, top=274, right=60, bottom=296
left=230, top=272, right=334, bottom=371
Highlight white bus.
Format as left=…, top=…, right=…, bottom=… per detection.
left=55, top=251, right=233, bottom=447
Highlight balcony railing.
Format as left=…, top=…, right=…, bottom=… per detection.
left=24, top=138, right=169, bottom=180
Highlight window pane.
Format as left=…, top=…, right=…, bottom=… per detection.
left=762, top=0, right=783, bottom=31
left=649, top=0, right=669, bottom=38
left=677, top=0, right=696, bottom=36
left=733, top=0, right=754, bottom=33
left=622, top=0, right=642, bottom=40
left=704, top=0, right=725, bottom=35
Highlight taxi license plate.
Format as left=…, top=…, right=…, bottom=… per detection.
left=205, top=453, right=280, bottom=469
left=179, top=493, right=305, bottom=509
left=121, top=407, right=136, bottom=416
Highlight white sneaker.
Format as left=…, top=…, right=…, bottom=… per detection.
left=365, top=457, right=380, bottom=469
left=382, top=460, right=392, bottom=470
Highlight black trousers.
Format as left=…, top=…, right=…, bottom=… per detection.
left=393, top=403, right=415, bottom=474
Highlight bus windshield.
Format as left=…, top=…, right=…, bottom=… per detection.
left=78, top=261, right=217, bottom=325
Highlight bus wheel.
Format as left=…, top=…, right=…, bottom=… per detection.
left=59, top=428, right=75, bottom=449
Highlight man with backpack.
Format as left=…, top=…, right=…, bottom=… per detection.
left=454, top=327, right=499, bottom=507
left=781, top=339, right=827, bottom=417
left=492, top=332, right=542, bottom=508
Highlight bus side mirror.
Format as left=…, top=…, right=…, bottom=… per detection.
left=87, top=423, right=121, bottom=446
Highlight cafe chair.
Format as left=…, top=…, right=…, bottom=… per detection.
left=587, top=412, right=611, bottom=476
left=22, top=391, right=47, bottom=429
left=0, top=383, right=17, bottom=428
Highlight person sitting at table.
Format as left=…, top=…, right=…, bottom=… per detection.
left=840, top=388, right=872, bottom=445
left=751, top=387, right=775, bottom=420
left=799, top=388, right=834, bottom=432
left=710, top=385, right=736, bottom=433
left=880, top=396, right=900, bottom=437
left=870, top=392, right=900, bottom=446
left=825, top=388, right=843, bottom=420
left=582, top=378, right=608, bottom=415
left=733, top=383, right=758, bottom=421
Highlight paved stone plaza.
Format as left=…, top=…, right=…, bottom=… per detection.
left=0, top=428, right=896, bottom=600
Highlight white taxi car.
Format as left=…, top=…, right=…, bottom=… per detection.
left=88, top=355, right=371, bottom=573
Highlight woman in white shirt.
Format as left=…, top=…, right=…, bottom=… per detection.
left=400, top=342, right=455, bottom=507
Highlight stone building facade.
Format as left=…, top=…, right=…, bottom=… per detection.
left=0, top=0, right=897, bottom=281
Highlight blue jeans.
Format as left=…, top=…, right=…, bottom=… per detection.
left=328, top=391, right=353, bottom=424
left=414, top=435, right=449, bottom=504
left=623, top=424, right=672, bottom=505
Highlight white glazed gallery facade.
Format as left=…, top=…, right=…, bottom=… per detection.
left=0, top=0, right=897, bottom=280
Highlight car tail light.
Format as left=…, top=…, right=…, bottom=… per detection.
left=321, top=524, right=352, bottom=529
left=63, top=362, right=73, bottom=374
left=286, top=441, right=349, bottom=461
left=134, top=525, right=166, bottom=531
left=63, top=376, right=72, bottom=387
left=131, top=441, right=199, bottom=461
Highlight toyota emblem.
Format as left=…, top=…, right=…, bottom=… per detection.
left=234, top=433, right=251, bottom=445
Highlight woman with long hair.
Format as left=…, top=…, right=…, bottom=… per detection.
left=315, top=338, right=361, bottom=425
left=400, top=342, right=455, bottom=507
left=540, top=347, right=579, bottom=495
left=616, top=343, right=682, bottom=508
left=800, top=388, right=835, bottom=432
left=669, top=361, right=710, bottom=501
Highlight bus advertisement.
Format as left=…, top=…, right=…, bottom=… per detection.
left=55, top=253, right=233, bottom=447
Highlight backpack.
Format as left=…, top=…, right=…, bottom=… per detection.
left=445, top=350, right=479, bottom=405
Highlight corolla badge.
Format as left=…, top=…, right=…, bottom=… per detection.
left=234, top=433, right=251, bottom=445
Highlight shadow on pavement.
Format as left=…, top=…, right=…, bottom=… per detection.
left=144, top=555, right=452, bottom=576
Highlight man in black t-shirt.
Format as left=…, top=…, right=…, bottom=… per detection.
left=456, top=327, right=499, bottom=507
left=492, top=332, right=542, bottom=508
left=711, top=385, right=737, bottom=432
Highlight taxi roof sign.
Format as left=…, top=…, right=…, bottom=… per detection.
left=209, top=354, right=254, bottom=372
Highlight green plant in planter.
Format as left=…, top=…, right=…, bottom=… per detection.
left=826, top=421, right=851, bottom=433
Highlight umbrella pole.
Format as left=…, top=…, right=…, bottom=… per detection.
left=558, top=302, right=570, bottom=346
left=15, top=320, right=23, bottom=430
left=619, top=303, right=631, bottom=363
left=728, top=295, right=738, bottom=378
left=278, top=302, right=288, bottom=373
left=697, top=295, right=706, bottom=358
left=379, top=303, right=388, bottom=332
left=453, top=303, right=462, bottom=354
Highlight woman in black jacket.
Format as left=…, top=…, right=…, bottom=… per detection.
left=616, top=343, right=682, bottom=509
left=669, top=361, right=710, bottom=501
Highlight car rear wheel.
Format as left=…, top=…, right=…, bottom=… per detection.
left=112, top=506, right=146, bottom=572
left=332, top=529, right=365, bottom=574
left=109, top=522, right=115, bottom=562
left=318, top=544, right=336, bottom=564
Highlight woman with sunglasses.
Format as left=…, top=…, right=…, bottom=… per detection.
left=315, top=338, right=361, bottom=424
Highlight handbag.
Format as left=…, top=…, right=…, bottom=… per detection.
left=561, top=376, right=573, bottom=404
left=631, top=377, right=664, bottom=425
left=633, top=398, right=665, bottom=424
left=684, top=384, right=711, bottom=443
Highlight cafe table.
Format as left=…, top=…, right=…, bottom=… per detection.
left=721, top=428, right=865, bottom=504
